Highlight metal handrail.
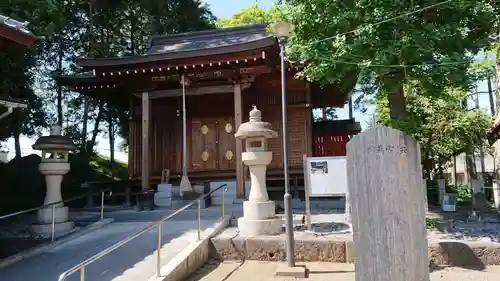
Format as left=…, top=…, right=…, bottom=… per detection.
left=0, top=187, right=112, bottom=220
left=57, top=183, right=228, bottom=281
left=0, top=186, right=113, bottom=241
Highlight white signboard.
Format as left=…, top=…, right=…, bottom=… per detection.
left=305, top=156, right=347, bottom=197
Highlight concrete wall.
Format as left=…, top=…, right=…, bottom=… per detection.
left=148, top=216, right=230, bottom=281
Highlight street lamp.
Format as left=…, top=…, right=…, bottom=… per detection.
left=271, top=21, right=295, bottom=268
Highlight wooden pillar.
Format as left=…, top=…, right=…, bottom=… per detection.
left=141, top=92, right=150, bottom=191
left=305, top=83, right=313, bottom=157
left=234, top=83, right=245, bottom=198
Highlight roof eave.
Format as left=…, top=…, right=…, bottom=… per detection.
left=76, top=36, right=278, bottom=69
left=0, top=15, right=37, bottom=47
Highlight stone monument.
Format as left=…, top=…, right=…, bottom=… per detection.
left=235, top=106, right=282, bottom=236
left=347, top=127, right=429, bottom=281
left=32, top=125, right=77, bottom=237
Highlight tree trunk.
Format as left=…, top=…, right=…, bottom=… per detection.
left=452, top=156, right=457, bottom=185
left=383, top=72, right=407, bottom=120
left=57, top=42, right=63, bottom=126
left=14, top=131, right=21, bottom=159
left=488, top=76, right=495, bottom=116
left=108, top=108, right=115, bottom=163
left=129, top=7, right=136, bottom=56
left=465, top=153, right=478, bottom=180
left=81, top=97, right=89, bottom=151
left=90, top=101, right=105, bottom=150
left=493, top=28, right=500, bottom=207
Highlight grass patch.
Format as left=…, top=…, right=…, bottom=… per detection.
left=426, top=218, right=445, bottom=231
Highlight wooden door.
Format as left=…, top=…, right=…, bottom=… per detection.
left=217, top=117, right=236, bottom=170
left=190, top=118, right=217, bottom=170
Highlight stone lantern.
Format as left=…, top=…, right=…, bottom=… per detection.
left=235, top=106, right=282, bottom=236
left=31, top=125, right=77, bottom=237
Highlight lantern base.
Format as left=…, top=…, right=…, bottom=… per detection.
left=237, top=216, right=283, bottom=236
left=238, top=200, right=283, bottom=236
left=32, top=221, right=75, bottom=238
left=243, top=200, right=276, bottom=220
left=37, top=206, right=69, bottom=224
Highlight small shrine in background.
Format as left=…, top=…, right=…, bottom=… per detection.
left=57, top=24, right=359, bottom=198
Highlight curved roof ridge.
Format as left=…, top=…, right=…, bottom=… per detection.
left=148, top=23, right=269, bottom=49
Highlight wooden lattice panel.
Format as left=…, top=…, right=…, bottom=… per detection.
left=257, top=106, right=310, bottom=170
left=129, top=115, right=182, bottom=178
left=287, top=107, right=309, bottom=168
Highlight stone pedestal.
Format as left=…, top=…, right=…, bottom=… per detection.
left=237, top=151, right=282, bottom=236
left=32, top=162, right=74, bottom=237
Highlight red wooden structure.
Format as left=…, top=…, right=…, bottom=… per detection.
left=313, top=119, right=362, bottom=157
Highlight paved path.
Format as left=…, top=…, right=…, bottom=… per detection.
left=188, top=260, right=500, bottom=281
left=0, top=206, right=229, bottom=281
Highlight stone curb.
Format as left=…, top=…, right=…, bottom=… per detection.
left=148, top=216, right=231, bottom=281
left=0, top=218, right=114, bottom=269
left=210, top=236, right=500, bottom=266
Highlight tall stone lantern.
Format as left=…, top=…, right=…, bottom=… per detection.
left=235, top=106, right=283, bottom=236
left=32, top=125, right=77, bottom=237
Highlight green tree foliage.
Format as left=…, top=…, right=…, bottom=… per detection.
left=375, top=83, right=492, bottom=177
left=281, top=0, right=498, bottom=120
left=0, top=0, right=216, bottom=159
left=216, top=4, right=281, bottom=27
left=0, top=0, right=56, bottom=156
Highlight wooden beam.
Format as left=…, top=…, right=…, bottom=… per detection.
left=141, top=83, right=252, bottom=99
left=305, top=83, right=313, bottom=157
left=234, top=83, right=245, bottom=199
left=141, top=92, right=150, bottom=191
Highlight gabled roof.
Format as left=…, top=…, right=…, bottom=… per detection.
left=0, top=14, right=37, bottom=47
left=146, top=23, right=272, bottom=55
left=76, top=23, right=276, bottom=68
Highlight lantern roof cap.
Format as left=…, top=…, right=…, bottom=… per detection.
left=235, top=105, right=278, bottom=139
left=32, top=125, right=77, bottom=151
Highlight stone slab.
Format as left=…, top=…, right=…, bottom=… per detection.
left=346, top=127, right=429, bottom=281
left=275, top=263, right=307, bottom=278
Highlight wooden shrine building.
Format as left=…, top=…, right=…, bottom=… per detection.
left=0, top=14, right=37, bottom=51
left=58, top=24, right=356, bottom=198
left=0, top=14, right=36, bottom=112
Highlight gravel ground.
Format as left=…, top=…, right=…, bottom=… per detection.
left=427, top=212, right=500, bottom=242
left=290, top=207, right=500, bottom=243
left=187, top=260, right=500, bottom=281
